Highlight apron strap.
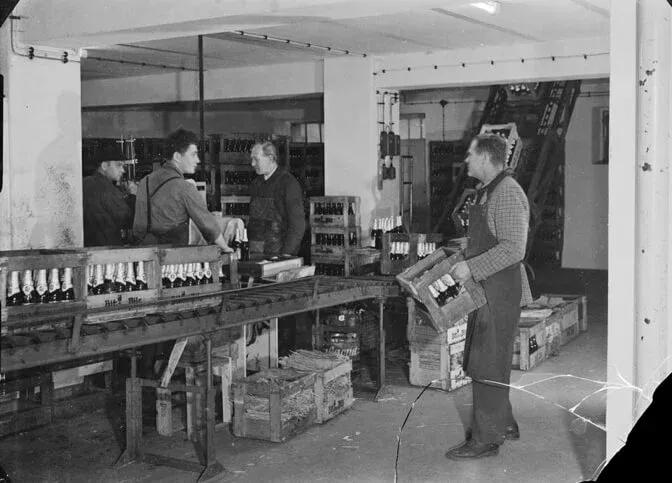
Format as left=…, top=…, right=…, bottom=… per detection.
left=146, top=175, right=181, bottom=234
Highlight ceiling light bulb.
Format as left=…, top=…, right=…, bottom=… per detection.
left=471, top=1, right=501, bottom=15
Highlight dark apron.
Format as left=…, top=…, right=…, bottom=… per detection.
left=139, top=176, right=189, bottom=246
left=247, top=195, right=284, bottom=257
left=462, top=170, right=522, bottom=382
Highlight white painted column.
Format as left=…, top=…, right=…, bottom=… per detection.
left=0, top=24, right=83, bottom=250
left=607, top=0, right=672, bottom=458
left=324, top=57, right=398, bottom=244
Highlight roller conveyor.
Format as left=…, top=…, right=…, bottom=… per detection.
left=1, top=276, right=399, bottom=373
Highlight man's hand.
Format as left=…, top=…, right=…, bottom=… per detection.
left=449, top=261, right=472, bottom=283
left=125, top=181, right=138, bottom=196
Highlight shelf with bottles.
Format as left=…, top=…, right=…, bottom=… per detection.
left=84, top=247, right=160, bottom=314
left=220, top=164, right=257, bottom=196
left=1, top=249, right=88, bottom=325
left=312, top=248, right=381, bottom=277
left=380, top=233, right=444, bottom=276
left=396, top=249, right=486, bottom=332
left=369, top=216, right=404, bottom=250
left=310, top=226, right=361, bottom=258
left=221, top=195, right=251, bottom=225
left=309, top=196, right=360, bottom=228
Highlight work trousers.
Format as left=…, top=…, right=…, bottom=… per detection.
left=470, top=378, right=517, bottom=445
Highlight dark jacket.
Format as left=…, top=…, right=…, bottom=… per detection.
left=248, top=167, right=305, bottom=256
left=83, top=171, right=134, bottom=246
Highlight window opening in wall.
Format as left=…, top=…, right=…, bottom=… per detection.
left=400, top=114, right=425, bottom=140
left=291, top=122, right=323, bottom=143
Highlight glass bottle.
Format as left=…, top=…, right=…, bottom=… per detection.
left=47, top=268, right=63, bottom=302
left=114, top=262, right=127, bottom=292
left=125, top=262, right=137, bottom=291
left=61, top=268, right=75, bottom=301
left=135, top=261, right=148, bottom=290
left=22, top=270, right=38, bottom=304
left=35, top=269, right=49, bottom=303
left=6, top=271, right=24, bottom=306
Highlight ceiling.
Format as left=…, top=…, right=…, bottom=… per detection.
left=81, top=0, right=609, bottom=81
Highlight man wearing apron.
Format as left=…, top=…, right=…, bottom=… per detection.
left=247, top=142, right=305, bottom=258
left=446, top=134, right=533, bottom=459
left=132, top=128, right=229, bottom=250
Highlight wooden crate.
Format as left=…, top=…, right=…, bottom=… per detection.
left=0, top=249, right=88, bottom=326
left=312, top=248, right=380, bottom=277
left=221, top=195, right=251, bottom=225
left=396, top=248, right=486, bottom=332
left=408, top=306, right=470, bottom=391
left=513, top=317, right=548, bottom=371
left=157, top=245, right=224, bottom=308
left=522, top=294, right=585, bottom=349
left=310, top=226, right=361, bottom=258
left=309, top=196, right=361, bottom=228
left=232, top=368, right=317, bottom=442
left=380, top=233, right=444, bottom=275
left=280, top=351, right=353, bottom=423
left=541, top=293, right=588, bottom=333
left=84, top=246, right=160, bottom=323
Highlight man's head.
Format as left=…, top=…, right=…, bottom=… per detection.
left=167, top=128, right=200, bottom=174
left=92, top=145, right=126, bottom=183
left=465, top=134, right=507, bottom=182
left=250, top=142, right=278, bottom=177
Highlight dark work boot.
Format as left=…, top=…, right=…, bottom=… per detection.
left=445, top=440, right=499, bottom=460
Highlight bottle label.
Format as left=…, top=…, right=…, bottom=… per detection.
left=22, top=284, right=33, bottom=297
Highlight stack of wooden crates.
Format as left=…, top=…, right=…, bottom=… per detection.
left=309, top=196, right=380, bottom=276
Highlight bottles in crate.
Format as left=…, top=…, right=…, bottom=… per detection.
left=88, top=261, right=148, bottom=294
left=160, top=261, right=219, bottom=288
left=223, top=202, right=250, bottom=216
left=389, top=241, right=409, bottom=261
left=315, top=232, right=358, bottom=247
left=6, top=267, right=76, bottom=305
left=416, top=242, right=437, bottom=260
left=223, top=170, right=255, bottom=185
left=315, top=263, right=345, bottom=276
left=313, top=201, right=356, bottom=216
left=371, top=216, right=403, bottom=249
left=427, top=274, right=464, bottom=307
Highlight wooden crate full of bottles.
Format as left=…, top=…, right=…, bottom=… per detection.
left=396, top=248, right=486, bottom=332
left=0, top=249, right=88, bottom=325
left=84, top=246, right=160, bottom=321
left=313, top=248, right=380, bottom=277
left=380, top=233, right=444, bottom=275
left=310, top=226, right=361, bottom=258
left=157, top=245, right=224, bottom=305
left=221, top=195, right=251, bottom=225
left=309, top=196, right=361, bottom=228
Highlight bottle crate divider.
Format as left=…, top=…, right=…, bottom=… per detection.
left=380, top=233, right=444, bottom=276
left=1, top=249, right=88, bottom=326
left=396, top=248, right=486, bottom=332
left=309, top=196, right=361, bottom=228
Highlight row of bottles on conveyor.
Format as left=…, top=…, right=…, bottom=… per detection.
left=88, top=262, right=149, bottom=294
left=6, top=268, right=75, bottom=305
left=314, top=201, right=355, bottom=216
left=160, top=263, right=215, bottom=289
left=223, top=171, right=255, bottom=185
left=370, top=216, right=403, bottom=249
left=389, top=241, right=438, bottom=261
left=427, top=274, right=463, bottom=306
left=315, top=232, right=357, bottom=247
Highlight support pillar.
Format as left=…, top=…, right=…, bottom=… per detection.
left=607, top=0, right=672, bottom=459
left=0, top=20, right=83, bottom=250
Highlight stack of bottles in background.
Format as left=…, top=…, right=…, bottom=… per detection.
left=87, top=261, right=149, bottom=295
left=416, top=242, right=437, bottom=260
left=223, top=202, right=250, bottom=217
left=370, top=215, right=403, bottom=249
left=388, top=241, right=410, bottom=261
left=6, top=267, right=75, bottom=305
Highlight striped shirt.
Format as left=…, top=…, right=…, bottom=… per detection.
left=465, top=175, right=533, bottom=306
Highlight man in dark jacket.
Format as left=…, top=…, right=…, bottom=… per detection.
left=83, top=145, right=136, bottom=246
left=248, top=141, right=305, bottom=258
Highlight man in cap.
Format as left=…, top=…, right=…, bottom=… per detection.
left=83, top=144, right=137, bottom=246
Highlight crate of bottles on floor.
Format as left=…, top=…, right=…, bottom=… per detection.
left=369, top=215, right=404, bottom=250
left=408, top=305, right=471, bottom=391
left=309, top=196, right=360, bottom=228
left=313, top=248, right=380, bottom=277
left=396, top=248, right=487, bottom=332
left=221, top=195, right=250, bottom=226
left=0, top=249, right=88, bottom=325
left=380, top=233, right=444, bottom=275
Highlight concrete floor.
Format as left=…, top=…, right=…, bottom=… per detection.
left=0, top=269, right=608, bottom=482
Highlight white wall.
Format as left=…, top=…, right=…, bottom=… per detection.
left=0, top=25, right=83, bottom=250
left=563, top=79, right=609, bottom=269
